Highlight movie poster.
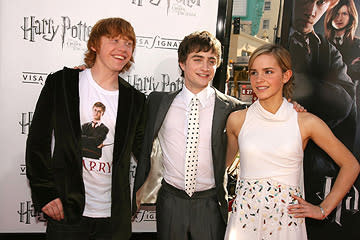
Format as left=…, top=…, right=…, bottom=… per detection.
left=281, top=0, right=360, bottom=239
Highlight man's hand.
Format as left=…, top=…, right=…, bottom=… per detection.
left=131, top=189, right=143, bottom=222
left=42, top=198, right=64, bottom=221
left=73, top=64, right=87, bottom=70
left=288, top=99, right=307, bottom=112
left=351, top=57, right=360, bottom=65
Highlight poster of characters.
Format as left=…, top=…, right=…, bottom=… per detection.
left=281, top=0, right=360, bottom=239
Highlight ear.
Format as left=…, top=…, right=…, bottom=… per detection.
left=179, top=62, right=185, bottom=71
left=282, top=70, right=292, bottom=84
left=91, top=46, right=96, bottom=52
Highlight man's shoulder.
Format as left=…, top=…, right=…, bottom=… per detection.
left=43, top=67, right=80, bottom=87
left=214, top=88, right=243, bottom=106
left=118, top=76, right=145, bottom=99
left=51, top=67, right=80, bottom=78
left=147, top=91, right=169, bottom=104
left=353, top=37, right=360, bottom=46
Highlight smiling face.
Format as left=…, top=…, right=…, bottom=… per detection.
left=292, top=0, right=332, bottom=34
left=92, top=35, right=134, bottom=74
left=332, top=5, right=350, bottom=30
left=92, top=106, right=104, bottom=121
left=180, top=50, right=218, bottom=94
left=249, top=54, right=291, bottom=102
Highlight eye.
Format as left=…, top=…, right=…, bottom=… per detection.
left=316, top=0, right=326, bottom=6
left=249, top=71, right=257, bottom=76
left=126, top=41, right=133, bottom=47
left=265, top=70, right=273, bottom=74
left=209, top=60, right=217, bottom=66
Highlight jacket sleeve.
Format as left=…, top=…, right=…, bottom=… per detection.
left=132, top=92, right=147, bottom=160
left=26, top=73, right=59, bottom=212
left=132, top=93, right=157, bottom=215
left=316, top=43, right=356, bottom=128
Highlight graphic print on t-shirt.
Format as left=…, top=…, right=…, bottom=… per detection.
left=81, top=101, right=111, bottom=160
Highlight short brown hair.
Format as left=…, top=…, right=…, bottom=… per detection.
left=178, top=31, right=222, bottom=77
left=84, top=18, right=136, bottom=73
left=324, top=0, right=358, bottom=41
left=93, top=102, right=106, bottom=113
left=249, top=44, right=294, bottom=99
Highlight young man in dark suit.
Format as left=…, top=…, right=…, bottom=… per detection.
left=26, top=18, right=146, bottom=240
left=133, top=31, right=244, bottom=240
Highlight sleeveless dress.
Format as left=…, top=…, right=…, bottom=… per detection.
left=224, top=99, right=307, bottom=240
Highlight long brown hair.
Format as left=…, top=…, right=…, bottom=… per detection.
left=324, top=0, right=358, bottom=41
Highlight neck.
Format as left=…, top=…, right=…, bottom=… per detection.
left=259, top=96, right=284, bottom=114
left=90, top=65, right=119, bottom=90
left=292, top=24, right=313, bottom=35
left=335, top=29, right=345, bottom=37
left=184, top=82, right=209, bottom=95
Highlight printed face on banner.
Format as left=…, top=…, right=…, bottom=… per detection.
left=92, top=36, right=133, bottom=74
left=292, top=0, right=332, bottom=34
left=332, top=5, right=350, bottom=30
left=180, top=51, right=217, bottom=93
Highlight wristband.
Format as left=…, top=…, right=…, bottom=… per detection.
left=319, top=205, right=326, bottom=219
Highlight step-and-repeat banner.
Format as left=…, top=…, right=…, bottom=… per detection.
left=0, top=0, right=219, bottom=233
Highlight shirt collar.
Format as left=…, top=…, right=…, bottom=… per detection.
left=289, top=27, right=321, bottom=45
left=334, top=34, right=344, bottom=44
left=181, top=85, right=214, bottom=108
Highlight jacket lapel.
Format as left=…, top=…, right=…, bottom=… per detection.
left=153, top=90, right=180, bottom=137
left=62, top=67, right=81, bottom=140
left=113, top=78, right=133, bottom=164
left=211, top=89, right=229, bottom=146
left=211, top=89, right=231, bottom=176
left=61, top=68, right=82, bottom=169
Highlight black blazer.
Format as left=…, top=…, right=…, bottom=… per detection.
left=26, top=67, right=146, bottom=239
left=133, top=88, right=243, bottom=223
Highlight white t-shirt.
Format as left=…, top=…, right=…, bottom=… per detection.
left=79, top=68, right=118, bottom=218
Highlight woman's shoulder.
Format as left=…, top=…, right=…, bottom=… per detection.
left=228, top=109, right=248, bottom=128
left=297, top=111, right=325, bottom=132
left=230, top=108, right=248, bottom=119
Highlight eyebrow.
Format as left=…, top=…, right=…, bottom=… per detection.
left=191, top=54, right=217, bottom=60
left=249, top=67, right=275, bottom=71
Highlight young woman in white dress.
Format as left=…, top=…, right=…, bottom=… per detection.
left=224, top=44, right=359, bottom=240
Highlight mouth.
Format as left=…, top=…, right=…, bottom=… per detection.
left=303, top=18, right=314, bottom=26
left=256, top=86, right=269, bottom=91
left=113, top=55, right=126, bottom=60
left=197, top=73, right=210, bottom=78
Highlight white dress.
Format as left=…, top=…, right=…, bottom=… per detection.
left=224, top=99, right=308, bottom=240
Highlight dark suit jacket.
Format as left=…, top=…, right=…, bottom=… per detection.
left=335, top=37, right=360, bottom=81
left=26, top=67, right=146, bottom=240
left=289, top=32, right=359, bottom=238
left=133, top=88, right=243, bottom=224
left=81, top=122, right=109, bottom=159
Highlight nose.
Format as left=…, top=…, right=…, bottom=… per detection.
left=201, top=61, right=211, bottom=71
left=304, top=1, right=317, bottom=18
left=251, top=73, right=266, bottom=82
left=117, top=42, right=126, bottom=51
